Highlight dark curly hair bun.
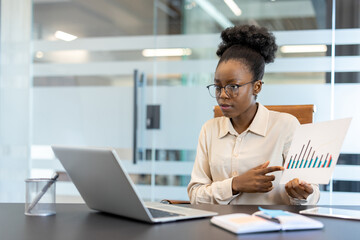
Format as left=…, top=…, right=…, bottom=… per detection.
left=217, top=25, right=277, bottom=64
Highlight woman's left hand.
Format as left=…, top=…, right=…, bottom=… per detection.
left=285, top=178, right=313, bottom=200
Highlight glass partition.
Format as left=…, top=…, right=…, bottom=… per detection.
left=0, top=0, right=32, bottom=202
left=1, top=0, right=358, bottom=204
left=330, top=0, right=360, bottom=204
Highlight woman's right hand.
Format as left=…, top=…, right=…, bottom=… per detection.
left=231, top=161, right=284, bottom=194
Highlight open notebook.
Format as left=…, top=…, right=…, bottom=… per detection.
left=211, top=207, right=323, bottom=234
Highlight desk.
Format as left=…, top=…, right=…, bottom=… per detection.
left=1, top=203, right=359, bottom=240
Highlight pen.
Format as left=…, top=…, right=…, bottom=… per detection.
left=26, top=172, right=59, bottom=214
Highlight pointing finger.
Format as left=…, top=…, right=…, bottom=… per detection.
left=254, top=161, right=270, bottom=170
left=261, top=166, right=284, bottom=174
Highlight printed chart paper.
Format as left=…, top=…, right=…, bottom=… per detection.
left=280, top=118, right=352, bottom=184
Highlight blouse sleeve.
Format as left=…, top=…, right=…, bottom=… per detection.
left=187, top=125, right=237, bottom=204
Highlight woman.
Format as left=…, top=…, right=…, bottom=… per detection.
left=187, top=25, right=320, bottom=205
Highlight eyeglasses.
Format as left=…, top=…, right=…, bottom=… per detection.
left=206, top=81, right=258, bottom=98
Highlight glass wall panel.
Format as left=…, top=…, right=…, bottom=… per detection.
left=32, top=1, right=160, bottom=201
left=330, top=0, right=360, bottom=204
left=23, top=0, right=360, bottom=204
left=0, top=0, right=32, bottom=202
left=153, top=0, right=334, bottom=203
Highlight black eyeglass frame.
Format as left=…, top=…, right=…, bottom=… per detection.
left=206, top=80, right=264, bottom=98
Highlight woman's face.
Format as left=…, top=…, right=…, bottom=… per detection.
left=214, top=60, right=260, bottom=119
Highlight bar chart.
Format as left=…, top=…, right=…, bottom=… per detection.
left=286, top=140, right=333, bottom=169
left=280, top=118, right=351, bottom=184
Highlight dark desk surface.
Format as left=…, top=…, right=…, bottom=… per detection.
left=1, top=203, right=360, bottom=240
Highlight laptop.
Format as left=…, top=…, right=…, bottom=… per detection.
left=52, top=146, right=217, bottom=223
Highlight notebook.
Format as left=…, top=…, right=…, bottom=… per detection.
left=211, top=207, right=323, bottom=234
left=52, top=146, right=217, bottom=223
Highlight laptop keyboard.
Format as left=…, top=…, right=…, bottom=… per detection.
left=148, top=208, right=183, bottom=218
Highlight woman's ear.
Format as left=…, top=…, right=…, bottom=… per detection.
left=253, top=80, right=263, bottom=96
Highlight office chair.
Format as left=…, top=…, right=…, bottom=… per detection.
left=213, top=105, right=315, bottom=124
left=161, top=104, right=315, bottom=204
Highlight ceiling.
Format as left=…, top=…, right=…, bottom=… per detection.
left=32, top=0, right=329, bottom=40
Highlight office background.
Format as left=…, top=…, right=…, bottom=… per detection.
left=0, top=0, right=359, bottom=204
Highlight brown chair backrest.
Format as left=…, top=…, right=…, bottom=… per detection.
left=214, top=104, right=315, bottom=124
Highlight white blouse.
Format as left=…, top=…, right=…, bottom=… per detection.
left=187, top=103, right=320, bottom=205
